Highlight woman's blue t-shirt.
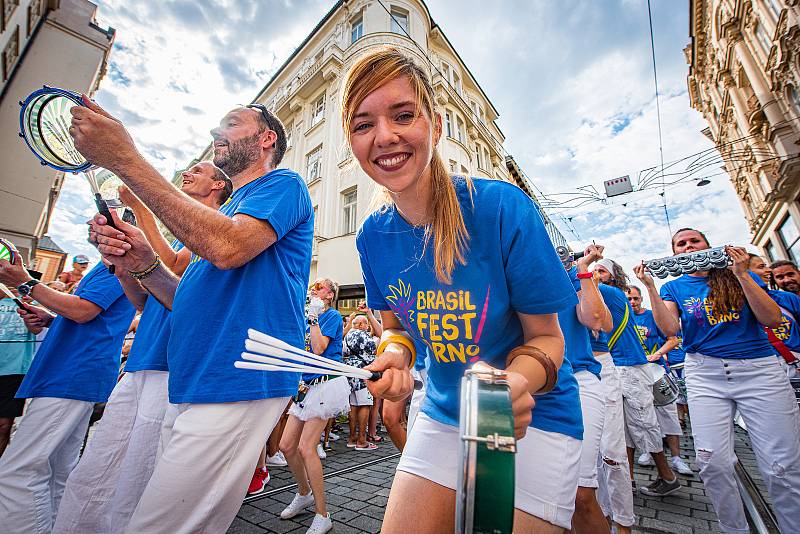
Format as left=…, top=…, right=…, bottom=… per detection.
left=597, top=284, right=648, bottom=367
left=16, top=264, right=135, bottom=402
left=357, top=177, right=583, bottom=440
left=303, top=307, right=343, bottom=381
left=167, top=169, right=313, bottom=403
left=660, top=274, right=775, bottom=358
left=768, top=289, right=800, bottom=353
left=558, top=267, right=601, bottom=378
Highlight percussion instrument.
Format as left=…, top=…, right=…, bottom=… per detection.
left=652, top=369, right=680, bottom=406
left=644, top=247, right=730, bottom=279
left=555, top=245, right=585, bottom=268
left=456, top=367, right=516, bottom=534
left=0, top=238, right=16, bottom=265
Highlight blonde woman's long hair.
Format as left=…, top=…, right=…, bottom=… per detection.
left=341, top=47, right=470, bottom=284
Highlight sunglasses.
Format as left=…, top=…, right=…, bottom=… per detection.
left=310, top=281, right=331, bottom=292
left=246, top=103, right=281, bottom=134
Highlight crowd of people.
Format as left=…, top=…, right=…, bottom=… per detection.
left=0, top=46, right=799, bottom=534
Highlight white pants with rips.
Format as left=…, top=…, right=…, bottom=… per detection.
left=685, top=353, right=800, bottom=534
left=124, top=397, right=290, bottom=534
left=0, top=397, right=94, bottom=533
left=53, top=371, right=169, bottom=534
left=594, top=352, right=635, bottom=527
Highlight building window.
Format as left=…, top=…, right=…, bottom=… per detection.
left=351, top=15, right=363, bottom=43
left=306, top=145, right=322, bottom=183
left=758, top=171, right=771, bottom=197
left=3, top=0, right=18, bottom=30
left=788, top=85, right=800, bottom=114
left=778, top=213, right=800, bottom=263
left=390, top=7, right=409, bottom=35
left=755, top=21, right=772, bottom=57
left=456, top=116, right=466, bottom=144
left=765, top=240, right=777, bottom=262
left=445, top=111, right=453, bottom=138
left=285, top=122, right=293, bottom=149
left=310, top=93, right=325, bottom=127
left=26, top=0, right=43, bottom=36
left=342, top=189, right=358, bottom=234
left=484, top=147, right=492, bottom=170
left=767, top=0, right=782, bottom=18
left=460, top=165, right=469, bottom=176
left=448, top=160, right=457, bottom=173
left=441, top=62, right=452, bottom=83
left=1, top=25, right=19, bottom=81
left=475, top=144, right=482, bottom=169
left=453, top=71, right=462, bottom=94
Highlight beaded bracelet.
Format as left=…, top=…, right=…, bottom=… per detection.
left=128, top=255, right=161, bottom=281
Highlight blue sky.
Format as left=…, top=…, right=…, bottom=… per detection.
left=48, top=0, right=750, bottom=291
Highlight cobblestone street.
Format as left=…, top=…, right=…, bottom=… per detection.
left=231, top=423, right=775, bottom=533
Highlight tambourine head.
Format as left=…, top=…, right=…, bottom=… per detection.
left=18, top=86, right=92, bottom=173
left=95, top=169, right=125, bottom=207
left=0, top=238, right=15, bottom=264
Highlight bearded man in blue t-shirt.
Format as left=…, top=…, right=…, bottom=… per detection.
left=0, top=252, right=134, bottom=533
left=76, top=100, right=313, bottom=532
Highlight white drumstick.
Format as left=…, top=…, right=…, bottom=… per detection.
left=245, top=336, right=360, bottom=375
left=235, top=360, right=374, bottom=380
left=241, top=352, right=373, bottom=379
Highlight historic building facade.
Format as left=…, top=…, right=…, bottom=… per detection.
left=0, top=0, right=113, bottom=262
left=687, top=0, right=800, bottom=262
left=194, top=0, right=562, bottom=306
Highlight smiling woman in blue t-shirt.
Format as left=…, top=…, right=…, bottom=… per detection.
left=635, top=228, right=800, bottom=534
left=341, top=48, right=583, bottom=533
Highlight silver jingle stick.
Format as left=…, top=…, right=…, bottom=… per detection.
left=643, top=246, right=732, bottom=279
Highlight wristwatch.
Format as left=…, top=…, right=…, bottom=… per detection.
left=307, top=316, right=319, bottom=326
left=17, top=279, right=39, bottom=297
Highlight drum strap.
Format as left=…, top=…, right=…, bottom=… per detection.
left=764, top=326, right=798, bottom=365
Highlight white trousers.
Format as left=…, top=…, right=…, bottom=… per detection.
left=52, top=371, right=169, bottom=534
left=685, top=353, right=800, bottom=534
left=0, top=397, right=93, bottom=534
left=655, top=401, right=682, bottom=438
left=575, top=370, right=605, bottom=488
left=125, top=397, right=290, bottom=534
left=618, top=364, right=664, bottom=454
left=594, top=353, right=635, bottom=527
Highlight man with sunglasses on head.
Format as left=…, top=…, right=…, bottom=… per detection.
left=71, top=100, right=313, bottom=533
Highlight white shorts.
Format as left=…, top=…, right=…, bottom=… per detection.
left=655, top=402, right=682, bottom=437
left=288, top=376, right=350, bottom=421
left=397, top=412, right=581, bottom=528
left=349, top=387, right=373, bottom=407
left=575, top=370, right=605, bottom=488
left=618, top=364, right=664, bottom=453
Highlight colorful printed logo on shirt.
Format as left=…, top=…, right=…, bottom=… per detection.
left=682, top=297, right=741, bottom=326
left=384, top=279, right=491, bottom=364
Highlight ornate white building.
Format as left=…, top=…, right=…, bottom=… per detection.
left=0, top=0, right=113, bottom=262
left=194, top=0, right=562, bottom=308
left=687, top=0, right=800, bottom=262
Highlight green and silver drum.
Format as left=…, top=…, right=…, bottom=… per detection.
left=456, top=367, right=516, bottom=534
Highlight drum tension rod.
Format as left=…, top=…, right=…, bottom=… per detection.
left=461, top=432, right=517, bottom=453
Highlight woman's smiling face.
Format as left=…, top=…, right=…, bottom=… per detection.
left=348, top=76, right=440, bottom=195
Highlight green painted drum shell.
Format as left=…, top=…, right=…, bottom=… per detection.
left=473, top=381, right=515, bottom=534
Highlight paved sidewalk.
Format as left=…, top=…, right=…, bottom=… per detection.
left=232, top=423, right=773, bottom=533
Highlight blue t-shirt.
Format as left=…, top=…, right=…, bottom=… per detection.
left=357, top=177, right=582, bottom=440
left=16, top=264, right=135, bottom=402
left=0, top=299, right=36, bottom=376
left=597, top=284, right=648, bottom=367
left=303, top=307, right=343, bottom=381
left=768, top=289, right=800, bottom=353
left=632, top=309, right=662, bottom=356
left=557, top=268, right=601, bottom=378
left=168, top=169, right=313, bottom=403
left=660, top=274, right=774, bottom=358
left=125, top=241, right=184, bottom=373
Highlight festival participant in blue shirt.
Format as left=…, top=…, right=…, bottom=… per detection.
left=626, top=286, right=693, bottom=476
left=79, top=101, right=313, bottom=533
left=53, top=161, right=231, bottom=534
left=593, top=259, right=680, bottom=497
left=342, top=48, right=583, bottom=532
left=636, top=228, right=800, bottom=534
left=558, top=245, right=614, bottom=534
left=278, top=279, right=348, bottom=530
left=0, top=286, right=36, bottom=457
left=0, top=253, right=134, bottom=534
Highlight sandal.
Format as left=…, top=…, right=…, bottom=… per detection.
left=356, top=442, right=378, bottom=451
left=367, top=434, right=383, bottom=443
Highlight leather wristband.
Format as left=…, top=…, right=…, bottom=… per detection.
left=506, top=345, right=558, bottom=395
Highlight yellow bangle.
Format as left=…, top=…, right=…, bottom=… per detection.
left=377, top=334, right=417, bottom=369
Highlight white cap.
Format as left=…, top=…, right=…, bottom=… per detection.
left=594, top=258, right=616, bottom=273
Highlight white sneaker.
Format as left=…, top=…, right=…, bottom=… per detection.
left=266, top=451, right=288, bottom=467
left=306, top=513, right=333, bottom=534
left=328, top=432, right=340, bottom=441
left=317, top=443, right=326, bottom=459
left=280, top=491, right=315, bottom=519
left=671, top=456, right=694, bottom=475
left=637, top=452, right=654, bottom=466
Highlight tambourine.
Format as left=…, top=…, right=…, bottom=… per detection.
left=456, top=367, right=516, bottom=534
left=0, top=238, right=16, bottom=265
left=644, top=246, right=731, bottom=279
left=555, top=245, right=585, bottom=268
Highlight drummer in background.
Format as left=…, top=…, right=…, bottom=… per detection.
left=343, top=48, right=583, bottom=532
left=748, top=254, right=800, bottom=376
left=593, top=259, right=680, bottom=497
left=770, top=259, right=800, bottom=295
left=558, top=244, right=614, bottom=534
left=636, top=228, right=800, bottom=534
left=626, top=286, right=693, bottom=476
